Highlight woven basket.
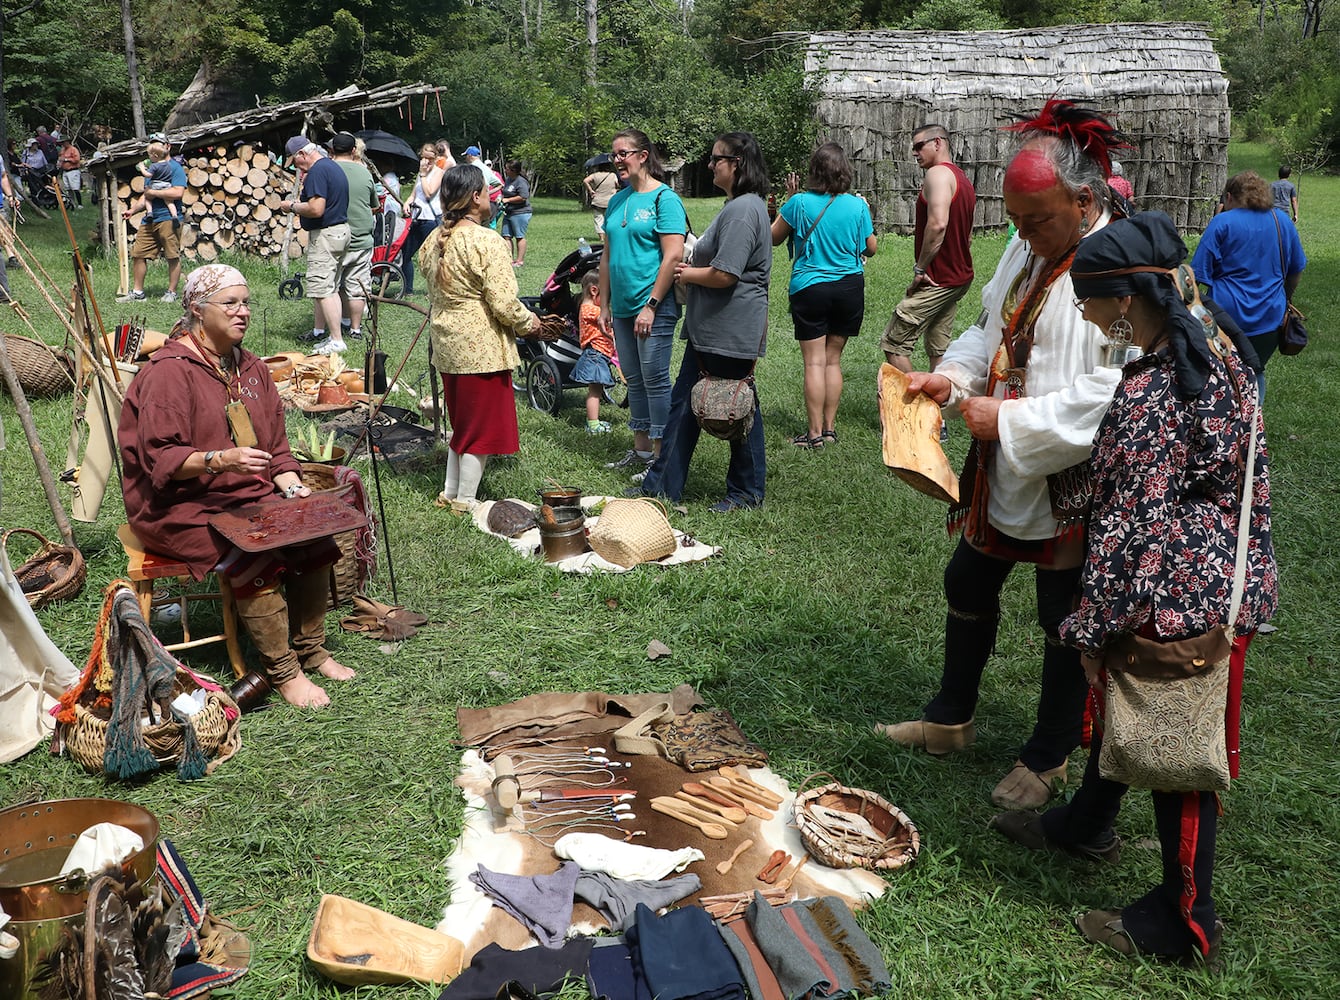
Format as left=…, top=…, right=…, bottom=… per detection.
left=2, top=527, right=87, bottom=608
left=588, top=498, right=677, bottom=568
left=793, top=772, right=920, bottom=871
left=301, top=462, right=364, bottom=604
left=1, top=333, right=75, bottom=398
left=65, top=682, right=241, bottom=776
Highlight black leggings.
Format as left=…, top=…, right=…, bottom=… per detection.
left=923, top=536, right=1086, bottom=772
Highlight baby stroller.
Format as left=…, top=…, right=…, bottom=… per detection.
left=515, top=244, right=626, bottom=416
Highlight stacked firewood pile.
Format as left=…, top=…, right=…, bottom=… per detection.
left=116, top=143, right=307, bottom=262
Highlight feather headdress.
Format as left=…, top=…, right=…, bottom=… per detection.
left=1005, top=99, right=1131, bottom=178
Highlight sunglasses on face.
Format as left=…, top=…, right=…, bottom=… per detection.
left=708, top=154, right=740, bottom=166
left=912, top=138, right=939, bottom=153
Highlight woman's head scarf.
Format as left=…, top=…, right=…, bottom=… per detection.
left=1070, top=211, right=1258, bottom=399
left=170, top=264, right=248, bottom=338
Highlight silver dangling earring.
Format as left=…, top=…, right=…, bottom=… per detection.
left=1078, top=215, right=1091, bottom=234
left=1107, top=313, right=1133, bottom=345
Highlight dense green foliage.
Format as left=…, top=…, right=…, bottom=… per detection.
left=3, top=0, right=1339, bottom=189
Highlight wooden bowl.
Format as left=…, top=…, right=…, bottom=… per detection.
left=307, top=894, right=464, bottom=986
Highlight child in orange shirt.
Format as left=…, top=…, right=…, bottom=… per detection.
left=572, top=270, right=616, bottom=434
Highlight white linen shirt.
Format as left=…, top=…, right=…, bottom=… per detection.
left=937, top=221, right=1122, bottom=540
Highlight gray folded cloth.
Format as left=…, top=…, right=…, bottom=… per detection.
left=747, top=891, right=829, bottom=1000
left=574, top=871, right=701, bottom=931
left=468, top=861, right=580, bottom=948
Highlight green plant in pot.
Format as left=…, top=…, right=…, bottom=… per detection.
left=292, top=425, right=345, bottom=464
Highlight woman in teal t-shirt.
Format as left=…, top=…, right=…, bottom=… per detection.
left=596, top=128, right=687, bottom=475
left=770, top=143, right=876, bottom=448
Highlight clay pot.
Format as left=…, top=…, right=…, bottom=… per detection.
left=316, top=383, right=352, bottom=407
left=335, top=370, right=365, bottom=394
left=264, top=355, right=296, bottom=382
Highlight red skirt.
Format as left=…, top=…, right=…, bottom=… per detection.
left=441, top=370, right=519, bottom=455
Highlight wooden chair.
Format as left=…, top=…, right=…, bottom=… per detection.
left=117, top=524, right=247, bottom=678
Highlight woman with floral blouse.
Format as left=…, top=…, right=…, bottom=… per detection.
left=420, top=165, right=540, bottom=513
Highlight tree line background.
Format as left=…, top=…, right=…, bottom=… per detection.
left=1, top=0, right=1336, bottom=192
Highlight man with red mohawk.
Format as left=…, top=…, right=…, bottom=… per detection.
left=876, top=101, right=1128, bottom=812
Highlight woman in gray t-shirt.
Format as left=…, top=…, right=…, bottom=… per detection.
left=636, top=131, right=772, bottom=513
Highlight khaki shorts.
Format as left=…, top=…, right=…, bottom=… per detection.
left=304, top=223, right=351, bottom=298
left=340, top=244, right=374, bottom=298
left=880, top=281, right=971, bottom=360
left=130, top=219, right=181, bottom=260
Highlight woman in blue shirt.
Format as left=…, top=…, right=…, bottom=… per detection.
left=596, top=129, right=687, bottom=476
left=771, top=143, right=876, bottom=448
left=1191, top=170, right=1305, bottom=398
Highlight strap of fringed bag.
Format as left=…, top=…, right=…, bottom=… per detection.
left=1227, top=386, right=1261, bottom=638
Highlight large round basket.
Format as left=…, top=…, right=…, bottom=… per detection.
left=65, top=686, right=241, bottom=775
left=588, top=498, right=677, bottom=568
left=793, top=773, right=920, bottom=871
left=301, top=462, right=364, bottom=604
left=2, top=528, right=87, bottom=608
left=1, top=333, right=75, bottom=398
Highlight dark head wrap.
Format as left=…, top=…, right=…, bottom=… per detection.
left=1071, top=211, right=1258, bottom=399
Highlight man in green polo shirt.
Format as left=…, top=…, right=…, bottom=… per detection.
left=330, top=132, right=382, bottom=341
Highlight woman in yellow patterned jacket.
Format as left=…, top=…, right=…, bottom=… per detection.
left=420, top=165, right=540, bottom=513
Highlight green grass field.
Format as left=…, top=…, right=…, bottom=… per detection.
left=1, top=143, right=1337, bottom=998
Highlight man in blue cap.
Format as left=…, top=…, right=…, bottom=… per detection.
left=462, top=145, right=503, bottom=221
left=279, top=136, right=351, bottom=354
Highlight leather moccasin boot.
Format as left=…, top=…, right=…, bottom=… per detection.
left=1076, top=909, right=1136, bottom=956
left=991, top=759, right=1068, bottom=810
left=873, top=719, right=976, bottom=755
left=989, top=810, right=1122, bottom=864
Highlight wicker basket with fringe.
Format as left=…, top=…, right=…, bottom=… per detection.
left=793, top=772, right=920, bottom=871
left=2, top=333, right=75, bottom=398
left=2, top=527, right=87, bottom=608
left=588, top=497, right=677, bottom=568
left=301, top=462, right=363, bottom=604
left=66, top=681, right=241, bottom=775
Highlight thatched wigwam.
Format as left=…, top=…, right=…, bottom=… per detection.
left=795, top=23, right=1228, bottom=233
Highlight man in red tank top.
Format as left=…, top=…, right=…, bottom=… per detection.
left=880, top=124, right=976, bottom=373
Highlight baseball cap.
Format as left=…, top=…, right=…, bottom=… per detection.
left=330, top=132, right=356, bottom=153
left=285, top=135, right=313, bottom=157
left=464, top=145, right=481, bottom=157
left=149, top=131, right=168, bottom=143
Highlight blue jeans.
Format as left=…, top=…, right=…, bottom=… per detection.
left=401, top=216, right=440, bottom=294
left=611, top=298, right=680, bottom=439
left=641, top=341, right=766, bottom=505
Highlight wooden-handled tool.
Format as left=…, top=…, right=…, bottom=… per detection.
left=703, top=777, right=775, bottom=819
left=719, top=766, right=785, bottom=807
left=683, top=781, right=757, bottom=816
left=716, top=838, right=754, bottom=875
left=708, top=775, right=779, bottom=812
left=650, top=799, right=728, bottom=839
left=652, top=796, right=737, bottom=831
left=674, top=791, right=747, bottom=825
left=491, top=754, right=520, bottom=810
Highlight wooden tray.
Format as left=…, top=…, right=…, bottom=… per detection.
left=307, top=894, right=465, bottom=986
left=208, top=490, right=366, bottom=553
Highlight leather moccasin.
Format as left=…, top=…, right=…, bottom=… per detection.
left=991, top=759, right=1068, bottom=810
left=989, top=810, right=1122, bottom=864
left=1075, top=910, right=1224, bottom=968
left=873, top=718, right=976, bottom=756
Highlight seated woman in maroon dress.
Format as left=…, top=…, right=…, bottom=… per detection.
left=119, top=264, right=353, bottom=708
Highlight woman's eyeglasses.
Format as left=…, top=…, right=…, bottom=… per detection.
left=206, top=298, right=251, bottom=315
left=1072, top=297, right=1090, bottom=311
left=911, top=138, right=939, bottom=153
left=708, top=154, right=740, bottom=166
left=610, top=149, right=641, bottom=162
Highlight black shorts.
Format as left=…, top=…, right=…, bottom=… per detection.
left=789, top=273, right=865, bottom=341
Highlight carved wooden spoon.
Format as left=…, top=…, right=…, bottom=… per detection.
left=716, top=838, right=755, bottom=875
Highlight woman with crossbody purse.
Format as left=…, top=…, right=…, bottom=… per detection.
left=634, top=132, right=771, bottom=513
left=771, top=143, right=876, bottom=448
left=990, top=212, right=1277, bottom=966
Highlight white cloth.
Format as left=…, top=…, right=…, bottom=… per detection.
left=0, top=903, right=18, bottom=959
left=554, top=832, right=704, bottom=881
left=411, top=174, right=441, bottom=221
left=0, top=545, right=80, bottom=763
left=937, top=223, right=1122, bottom=539
left=58, top=822, right=144, bottom=876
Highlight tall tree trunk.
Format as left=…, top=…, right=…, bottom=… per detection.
left=121, top=0, right=146, bottom=137
left=584, top=0, right=598, bottom=91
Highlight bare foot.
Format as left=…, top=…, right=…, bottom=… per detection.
left=315, top=657, right=356, bottom=681
left=276, top=674, right=331, bottom=708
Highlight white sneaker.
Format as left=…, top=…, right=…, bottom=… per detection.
left=630, top=470, right=648, bottom=484
left=116, top=290, right=147, bottom=303
left=312, top=337, right=348, bottom=356
left=160, top=291, right=178, bottom=303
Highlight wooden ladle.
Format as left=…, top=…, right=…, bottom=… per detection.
left=716, top=838, right=755, bottom=875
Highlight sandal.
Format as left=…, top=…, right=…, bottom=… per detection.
left=792, top=432, right=824, bottom=449
left=822, top=429, right=838, bottom=444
